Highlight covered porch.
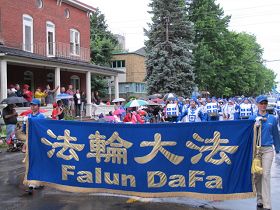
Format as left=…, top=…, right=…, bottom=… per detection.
left=0, top=46, right=124, bottom=116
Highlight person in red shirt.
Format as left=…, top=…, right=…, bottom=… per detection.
left=22, top=84, right=33, bottom=107
left=51, top=102, right=58, bottom=120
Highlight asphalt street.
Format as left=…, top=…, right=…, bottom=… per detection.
left=0, top=151, right=279, bottom=210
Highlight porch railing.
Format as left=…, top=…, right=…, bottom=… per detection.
left=5, top=42, right=91, bottom=62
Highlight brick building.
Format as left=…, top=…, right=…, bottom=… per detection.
left=111, top=47, right=147, bottom=99
left=0, top=0, right=123, bottom=115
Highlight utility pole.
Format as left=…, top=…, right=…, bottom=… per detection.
left=165, top=16, right=170, bottom=42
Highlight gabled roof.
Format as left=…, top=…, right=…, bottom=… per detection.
left=133, top=47, right=146, bottom=56
left=0, top=46, right=124, bottom=75
left=62, top=0, right=96, bottom=13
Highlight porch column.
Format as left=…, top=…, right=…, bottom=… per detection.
left=55, top=67, right=61, bottom=94
left=0, top=60, right=7, bottom=101
left=114, top=75, right=119, bottom=99
left=86, top=71, right=92, bottom=116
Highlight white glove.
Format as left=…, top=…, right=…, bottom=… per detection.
left=255, top=116, right=263, bottom=126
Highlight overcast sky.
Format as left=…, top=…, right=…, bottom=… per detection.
left=81, top=0, right=280, bottom=87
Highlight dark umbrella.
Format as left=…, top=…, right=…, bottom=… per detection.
left=0, top=96, right=27, bottom=104
left=147, top=94, right=163, bottom=100
left=163, top=93, right=177, bottom=101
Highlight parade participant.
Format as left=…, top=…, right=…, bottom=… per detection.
left=223, top=98, right=236, bottom=120
left=275, top=97, right=280, bottom=125
left=180, top=98, right=204, bottom=122
left=165, top=100, right=179, bottom=122
left=22, top=98, right=46, bottom=194
left=181, top=98, right=190, bottom=114
left=206, top=97, right=219, bottom=121
left=2, top=104, right=18, bottom=151
left=217, top=99, right=225, bottom=121
left=199, top=99, right=208, bottom=120
left=250, top=95, right=280, bottom=210
left=236, top=97, right=253, bottom=120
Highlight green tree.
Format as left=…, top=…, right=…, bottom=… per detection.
left=188, top=0, right=276, bottom=96
left=90, top=9, right=118, bottom=97
left=227, top=32, right=276, bottom=96
left=145, top=0, right=195, bottom=97
left=187, top=0, right=232, bottom=96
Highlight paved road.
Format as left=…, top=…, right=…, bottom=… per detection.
left=0, top=152, right=279, bottom=210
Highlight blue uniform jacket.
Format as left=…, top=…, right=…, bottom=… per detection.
left=250, top=113, right=280, bottom=152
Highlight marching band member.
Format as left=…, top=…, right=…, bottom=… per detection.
left=250, top=95, right=280, bottom=210
left=236, top=97, right=253, bottom=120
left=206, top=97, right=219, bottom=121
left=223, top=98, right=236, bottom=120
left=218, top=99, right=226, bottom=121
left=165, top=100, right=179, bottom=122
left=199, top=99, right=208, bottom=120
left=180, top=98, right=204, bottom=122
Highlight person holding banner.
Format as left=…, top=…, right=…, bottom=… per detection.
left=250, top=95, right=280, bottom=210
left=21, top=99, right=46, bottom=194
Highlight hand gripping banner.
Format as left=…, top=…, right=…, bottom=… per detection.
left=24, top=118, right=255, bottom=200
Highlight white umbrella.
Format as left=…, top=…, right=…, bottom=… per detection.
left=112, top=98, right=126, bottom=103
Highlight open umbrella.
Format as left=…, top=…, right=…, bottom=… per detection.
left=147, top=100, right=163, bottom=106
left=163, top=93, right=177, bottom=101
left=151, top=98, right=165, bottom=104
left=147, top=94, right=163, bottom=100
left=124, top=99, right=149, bottom=108
left=0, top=96, right=27, bottom=104
left=56, top=93, right=73, bottom=100
left=112, top=98, right=126, bottom=103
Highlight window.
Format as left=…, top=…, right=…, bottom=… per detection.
left=36, top=0, right=43, bottom=8
left=24, top=71, right=34, bottom=91
left=111, top=60, right=125, bottom=68
left=70, top=29, right=80, bottom=55
left=70, top=75, right=80, bottom=90
left=46, top=21, right=55, bottom=56
left=46, top=72, right=54, bottom=83
left=23, top=14, right=33, bottom=52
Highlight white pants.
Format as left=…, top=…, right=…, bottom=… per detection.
left=255, top=146, right=274, bottom=209
left=92, top=104, right=98, bottom=117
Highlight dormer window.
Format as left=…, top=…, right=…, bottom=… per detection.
left=36, top=0, right=43, bottom=9
left=64, top=9, right=70, bottom=19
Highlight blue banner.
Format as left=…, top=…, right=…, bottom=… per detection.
left=24, top=119, right=255, bottom=200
